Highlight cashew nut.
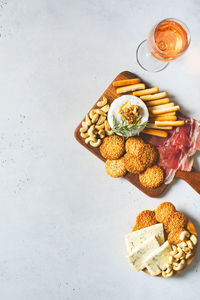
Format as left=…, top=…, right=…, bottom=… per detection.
left=180, top=259, right=186, bottom=266
left=98, top=129, right=105, bottom=139
left=166, top=263, right=173, bottom=271
left=95, top=109, right=106, bottom=116
left=82, top=121, right=87, bottom=127
left=94, top=128, right=98, bottom=135
left=179, top=252, right=186, bottom=260
left=186, top=240, right=193, bottom=250
left=106, top=129, right=113, bottom=136
left=179, top=230, right=190, bottom=241
left=162, top=269, right=173, bottom=278
left=89, top=109, right=97, bottom=119
left=182, top=246, right=191, bottom=253
left=85, top=136, right=97, bottom=144
left=85, top=114, right=91, bottom=126
left=104, top=120, right=113, bottom=135
left=105, top=120, right=111, bottom=131
left=185, top=252, right=193, bottom=259
left=80, top=122, right=89, bottom=133
left=170, top=245, right=178, bottom=256
left=97, top=96, right=107, bottom=108
left=95, top=124, right=105, bottom=130
left=168, top=256, right=174, bottom=264
left=174, top=247, right=183, bottom=260
left=90, top=139, right=101, bottom=147
left=88, top=125, right=96, bottom=137
left=97, top=115, right=106, bottom=125
left=172, top=262, right=179, bottom=269
left=190, top=234, right=198, bottom=246
left=100, top=104, right=110, bottom=113
left=80, top=132, right=89, bottom=138
left=162, top=263, right=173, bottom=277
left=172, top=261, right=184, bottom=271
left=174, top=257, right=180, bottom=263
left=91, top=113, right=99, bottom=124
left=177, top=242, right=187, bottom=248
left=180, top=259, right=185, bottom=264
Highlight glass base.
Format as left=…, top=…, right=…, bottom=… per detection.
left=136, top=40, right=169, bottom=72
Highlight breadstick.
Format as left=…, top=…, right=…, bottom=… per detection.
left=150, top=112, right=176, bottom=117
left=150, top=116, right=177, bottom=122
left=155, top=120, right=185, bottom=127
left=142, top=128, right=168, bottom=138
left=147, top=123, right=173, bottom=130
left=151, top=106, right=180, bottom=115
left=113, top=78, right=141, bottom=87
left=146, top=98, right=170, bottom=107
left=116, top=83, right=145, bottom=94
left=148, top=103, right=174, bottom=111
left=140, top=92, right=167, bottom=101
left=133, top=87, right=159, bottom=96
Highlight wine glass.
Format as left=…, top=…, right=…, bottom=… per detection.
left=136, top=18, right=191, bottom=72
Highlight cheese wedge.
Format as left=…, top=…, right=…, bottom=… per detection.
left=145, top=260, right=161, bottom=276
left=144, top=241, right=172, bottom=276
left=125, top=223, right=165, bottom=254
left=128, top=236, right=160, bottom=272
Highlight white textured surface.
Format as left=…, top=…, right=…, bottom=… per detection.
left=0, top=0, right=199, bottom=299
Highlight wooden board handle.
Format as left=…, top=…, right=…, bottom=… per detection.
left=176, top=170, right=200, bottom=194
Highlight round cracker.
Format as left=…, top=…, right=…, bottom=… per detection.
left=100, top=135, right=125, bottom=160
left=155, top=202, right=176, bottom=223
left=135, top=210, right=157, bottom=230
left=139, top=144, right=158, bottom=169
left=105, top=158, right=127, bottom=178
left=139, top=165, right=164, bottom=188
left=125, top=137, right=145, bottom=156
left=124, top=153, right=146, bottom=174
left=163, top=211, right=187, bottom=233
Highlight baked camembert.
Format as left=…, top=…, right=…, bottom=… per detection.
left=107, top=95, right=149, bottom=138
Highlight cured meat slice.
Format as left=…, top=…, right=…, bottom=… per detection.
left=144, top=118, right=200, bottom=184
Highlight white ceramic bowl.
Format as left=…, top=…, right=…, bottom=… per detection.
left=107, top=95, right=149, bottom=137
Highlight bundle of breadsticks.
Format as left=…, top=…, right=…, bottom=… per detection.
left=112, top=78, right=184, bottom=138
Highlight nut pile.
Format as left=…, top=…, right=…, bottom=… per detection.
left=80, top=97, right=113, bottom=147
left=162, top=230, right=197, bottom=278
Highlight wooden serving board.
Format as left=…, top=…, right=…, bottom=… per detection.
left=143, top=219, right=198, bottom=277
left=74, top=71, right=200, bottom=197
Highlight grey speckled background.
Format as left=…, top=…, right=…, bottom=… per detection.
left=0, top=0, right=199, bottom=299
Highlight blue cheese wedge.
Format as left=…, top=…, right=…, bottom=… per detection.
left=125, top=223, right=165, bottom=254
left=144, top=241, right=171, bottom=276
left=128, top=236, right=160, bottom=272
left=145, top=260, right=161, bottom=276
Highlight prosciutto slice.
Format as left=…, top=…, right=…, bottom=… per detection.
left=144, top=118, right=200, bottom=184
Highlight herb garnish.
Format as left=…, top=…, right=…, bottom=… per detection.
left=112, top=115, right=148, bottom=138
